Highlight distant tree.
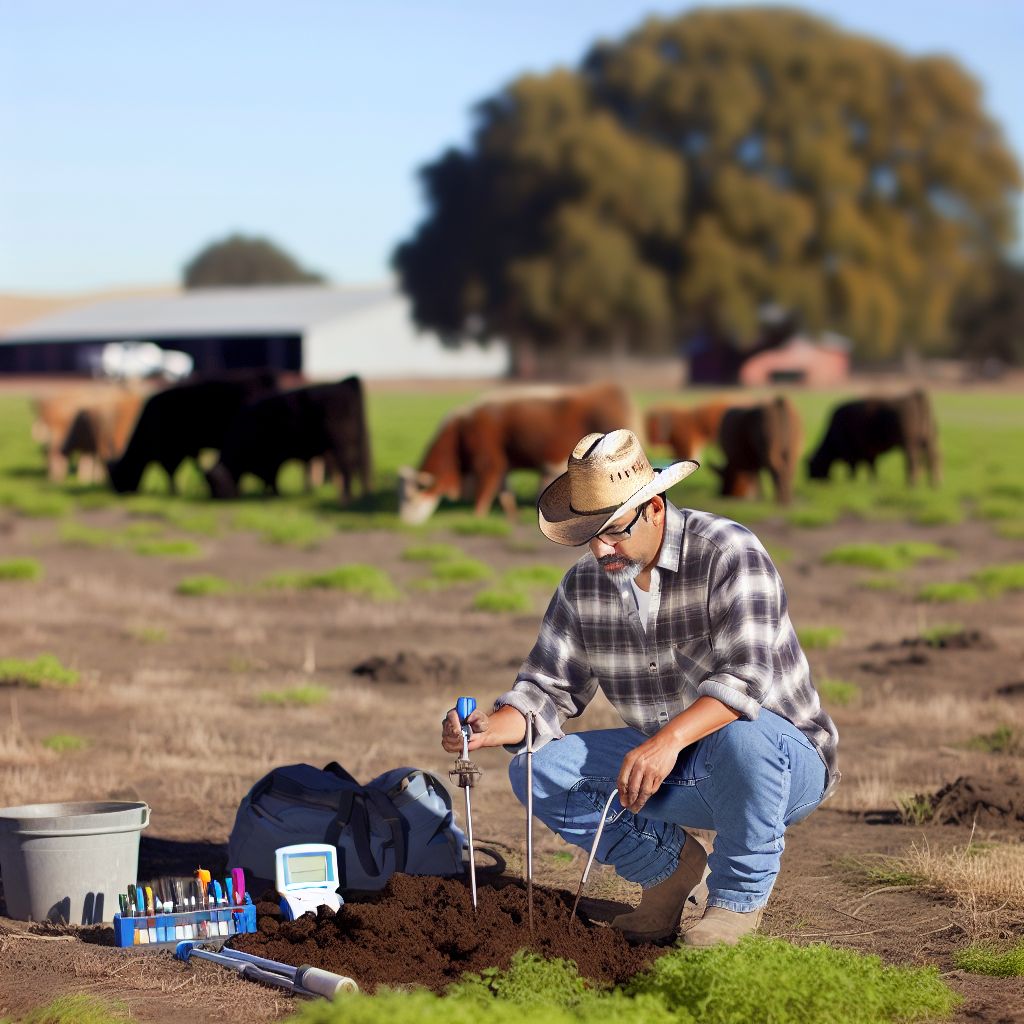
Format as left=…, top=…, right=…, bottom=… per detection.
left=395, top=8, right=1020, bottom=367
left=953, top=261, right=1024, bottom=365
left=183, top=234, right=325, bottom=288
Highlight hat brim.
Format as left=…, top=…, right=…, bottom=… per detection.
left=537, top=459, right=700, bottom=547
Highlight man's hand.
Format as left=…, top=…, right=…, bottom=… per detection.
left=617, top=732, right=683, bottom=813
left=441, top=707, right=490, bottom=754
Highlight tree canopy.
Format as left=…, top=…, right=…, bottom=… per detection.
left=183, top=233, right=324, bottom=288
left=394, top=8, right=1021, bottom=364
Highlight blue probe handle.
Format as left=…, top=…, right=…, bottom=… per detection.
left=456, top=696, right=476, bottom=723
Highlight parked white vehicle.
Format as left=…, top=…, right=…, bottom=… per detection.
left=100, top=341, right=193, bottom=381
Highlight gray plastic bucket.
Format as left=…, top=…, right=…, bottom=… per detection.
left=0, top=801, right=149, bottom=924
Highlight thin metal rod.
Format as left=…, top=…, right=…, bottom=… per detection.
left=525, top=712, right=534, bottom=937
left=463, top=730, right=478, bottom=910
left=570, top=789, right=620, bottom=925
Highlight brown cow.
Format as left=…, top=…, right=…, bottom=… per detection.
left=398, top=382, right=637, bottom=522
left=645, top=402, right=730, bottom=461
left=60, top=393, right=145, bottom=484
left=716, top=396, right=803, bottom=505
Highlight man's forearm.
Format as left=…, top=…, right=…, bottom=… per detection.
left=481, top=705, right=528, bottom=747
left=660, top=695, right=739, bottom=750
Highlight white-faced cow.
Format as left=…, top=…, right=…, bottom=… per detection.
left=808, top=390, right=940, bottom=486
left=716, top=396, right=803, bottom=505
left=645, top=401, right=730, bottom=462
left=205, top=377, right=372, bottom=503
left=398, top=382, right=637, bottom=523
left=60, top=392, right=145, bottom=484
left=106, top=371, right=279, bottom=493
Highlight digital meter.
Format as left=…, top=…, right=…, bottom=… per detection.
left=274, top=843, right=344, bottom=921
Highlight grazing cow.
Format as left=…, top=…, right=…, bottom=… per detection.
left=60, top=392, right=145, bottom=483
left=645, top=402, right=729, bottom=461
left=716, top=396, right=803, bottom=505
left=807, top=391, right=940, bottom=486
left=106, top=371, right=279, bottom=493
left=206, top=377, right=372, bottom=503
left=398, top=382, right=637, bottom=523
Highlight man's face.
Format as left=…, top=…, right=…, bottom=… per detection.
left=588, top=498, right=662, bottom=584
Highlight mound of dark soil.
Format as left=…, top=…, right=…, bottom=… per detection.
left=352, top=652, right=461, bottom=686
left=229, top=874, right=660, bottom=994
left=927, top=775, right=1024, bottom=827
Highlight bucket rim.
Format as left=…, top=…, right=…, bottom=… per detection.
left=0, top=800, right=149, bottom=820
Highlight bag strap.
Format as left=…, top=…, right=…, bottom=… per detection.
left=325, top=793, right=383, bottom=879
left=365, top=788, right=407, bottom=873
left=323, top=761, right=361, bottom=786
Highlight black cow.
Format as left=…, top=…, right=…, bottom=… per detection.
left=106, top=371, right=279, bottom=493
left=807, top=390, right=940, bottom=486
left=205, top=377, right=372, bottom=503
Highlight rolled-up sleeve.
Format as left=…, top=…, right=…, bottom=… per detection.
left=494, top=576, right=598, bottom=753
left=696, top=542, right=783, bottom=720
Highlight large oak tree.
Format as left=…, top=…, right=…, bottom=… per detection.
left=394, top=8, right=1020, bottom=366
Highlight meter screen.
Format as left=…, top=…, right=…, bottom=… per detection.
left=288, top=853, right=328, bottom=884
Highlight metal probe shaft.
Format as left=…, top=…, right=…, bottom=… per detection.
left=570, top=789, right=620, bottom=925
left=462, top=726, right=478, bottom=910
left=525, top=711, right=535, bottom=936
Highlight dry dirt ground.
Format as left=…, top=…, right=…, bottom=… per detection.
left=0, top=503, right=1023, bottom=1022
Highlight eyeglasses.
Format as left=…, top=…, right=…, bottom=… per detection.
left=594, top=502, right=649, bottom=545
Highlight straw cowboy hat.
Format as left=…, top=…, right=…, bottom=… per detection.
left=538, top=429, right=699, bottom=546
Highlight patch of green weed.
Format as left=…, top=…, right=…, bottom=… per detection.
left=966, top=725, right=1021, bottom=755
left=996, top=521, right=1024, bottom=540
left=448, top=516, right=512, bottom=538
left=431, top=559, right=493, bottom=584
left=860, top=576, right=903, bottom=591
left=785, top=507, right=838, bottom=528
left=0, top=654, right=78, bottom=688
left=920, top=624, right=965, bottom=647
left=551, top=851, right=574, bottom=863
left=798, top=626, right=844, bottom=650
left=232, top=506, right=332, bottom=548
left=895, top=793, right=935, bottom=826
left=823, top=542, right=954, bottom=571
left=971, top=563, right=1024, bottom=596
left=59, top=523, right=120, bottom=548
left=175, top=574, right=232, bottom=597
left=43, top=733, right=88, bottom=753
left=917, top=582, right=981, bottom=603
left=132, top=538, right=202, bottom=558
left=267, top=565, right=399, bottom=600
left=130, top=626, right=167, bottom=644
left=260, top=685, right=330, bottom=707
left=473, top=589, right=531, bottom=614
left=0, top=558, right=42, bottom=581
left=817, top=678, right=860, bottom=707
left=401, top=543, right=462, bottom=562
left=954, top=940, right=1024, bottom=977
left=502, top=565, right=564, bottom=590
left=16, top=994, right=130, bottom=1024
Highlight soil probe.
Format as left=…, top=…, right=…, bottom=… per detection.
left=525, top=711, right=535, bottom=936
left=569, top=789, right=621, bottom=925
left=450, top=695, right=482, bottom=910
left=175, top=941, right=358, bottom=997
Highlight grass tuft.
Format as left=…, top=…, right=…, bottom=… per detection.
left=473, top=589, right=532, bottom=614
left=920, top=624, right=965, bottom=647
left=260, top=685, right=330, bottom=707
left=430, top=559, right=494, bottom=584
left=971, top=562, right=1024, bottom=596
left=175, top=574, right=232, bottom=597
left=917, top=582, right=981, bottom=603
left=895, top=793, right=935, bottom=826
left=265, top=565, right=400, bottom=601
left=0, top=654, right=79, bottom=688
left=817, top=678, right=860, bottom=707
left=131, top=538, right=202, bottom=558
left=965, top=724, right=1021, bottom=755
left=17, top=994, right=131, bottom=1023
left=502, top=565, right=565, bottom=590
left=823, top=542, right=954, bottom=571
left=42, top=733, right=88, bottom=753
left=0, top=558, right=43, bottom=581
left=448, top=516, right=512, bottom=538
left=954, top=940, right=1024, bottom=977
left=401, top=543, right=462, bottom=563
left=798, top=626, right=844, bottom=650
left=130, top=626, right=167, bottom=644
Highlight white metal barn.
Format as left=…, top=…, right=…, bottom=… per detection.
left=0, top=284, right=508, bottom=380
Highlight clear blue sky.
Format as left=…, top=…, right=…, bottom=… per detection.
left=1, top=0, right=1021, bottom=292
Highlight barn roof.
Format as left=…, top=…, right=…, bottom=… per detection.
left=0, top=285, right=397, bottom=343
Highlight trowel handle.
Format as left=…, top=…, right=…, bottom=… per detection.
left=456, top=696, right=476, bottom=725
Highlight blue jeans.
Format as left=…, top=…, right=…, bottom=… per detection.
left=509, top=710, right=827, bottom=912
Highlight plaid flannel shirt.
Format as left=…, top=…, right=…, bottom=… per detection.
left=496, top=502, right=839, bottom=796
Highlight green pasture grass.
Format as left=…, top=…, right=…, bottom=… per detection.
left=966, top=724, right=1022, bottom=755
left=860, top=576, right=904, bottom=591
left=0, top=485, right=74, bottom=518
left=975, top=498, right=1024, bottom=520
left=764, top=544, right=793, bottom=564
left=265, top=565, right=399, bottom=601
left=232, top=505, right=333, bottom=548
left=447, top=516, right=513, bottom=538
left=334, top=511, right=408, bottom=533
left=845, top=856, right=926, bottom=887
left=0, top=654, right=78, bottom=688
left=895, top=793, right=935, bottom=826
left=954, top=940, right=1024, bottom=977
left=11, top=994, right=131, bottom=1024
left=816, top=678, right=860, bottom=707
left=823, top=541, right=954, bottom=571
left=260, top=685, right=330, bottom=707
left=502, top=565, right=565, bottom=590
left=431, top=559, right=493, bottom=584
left=996, top=521, right=1024, bottom=540
left=401, top=543, right=462, bottom=562
left=798, top=626, right=844, bottom=650
left=971, top=562, right=1024, bottom=596
left=785, top=506, right=838, bottom=528
left=473, top=588, right=532, bottom=614
left=0, top=558, right=42, bottom=581
left=284, top=943, right=956, bottom=1024
left=551, top=850, right=574, bottom=863
left=917, top=582, right=982, bottom=603
left=42, top=733, right=88, bottom=753
left=175, top=574, right=232, bottom=597
left=131, top=537, right=202, bottom=557
left=920, top=623, right=966, bottom=647
left=120, top=520, right=165, bottom=538
left=59, top=523, right=121, bottom=548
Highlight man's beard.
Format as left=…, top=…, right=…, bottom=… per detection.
left=597, top=554, right=644, bottom=588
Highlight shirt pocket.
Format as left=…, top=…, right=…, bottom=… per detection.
left=672, top=633, right=713, bottom=679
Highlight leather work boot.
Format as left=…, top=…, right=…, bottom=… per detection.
left=683, top=905, right=764, bottom=947
left=611, top=836, right=709, bottom=941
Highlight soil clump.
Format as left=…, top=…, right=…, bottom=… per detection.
left=351, top=651, right=461, bottom=686
left=925, top=775, right=1024, bottom=827
left=230, top=873, right=660, bottom=994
